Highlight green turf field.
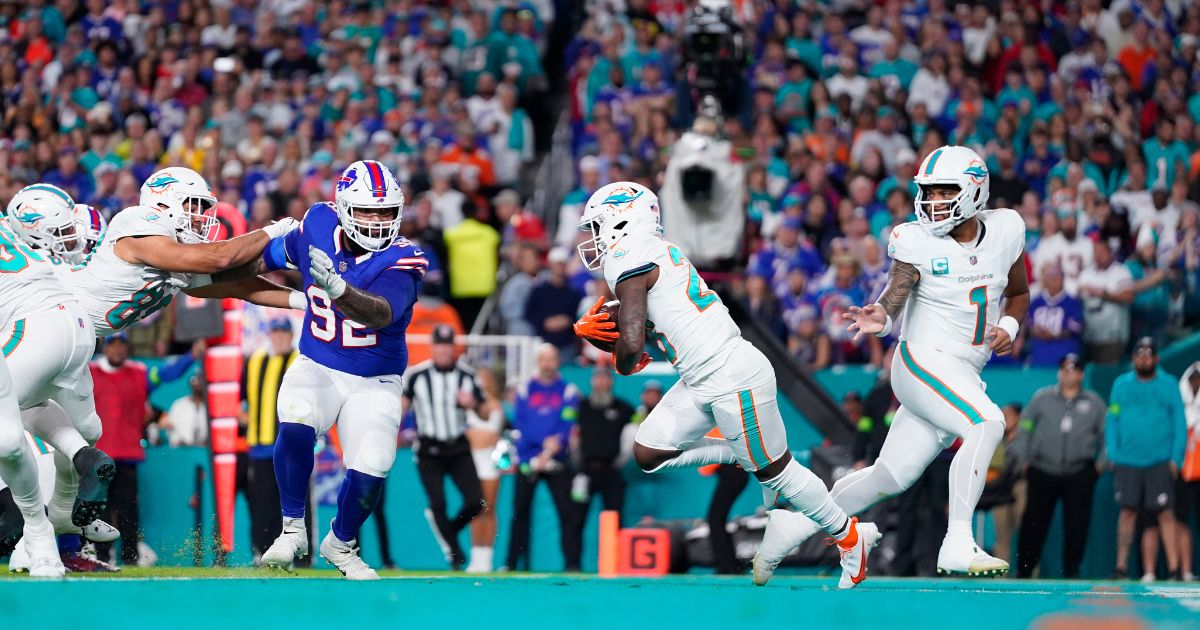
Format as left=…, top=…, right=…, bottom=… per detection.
left=1, top=569, right=1198, bottom=629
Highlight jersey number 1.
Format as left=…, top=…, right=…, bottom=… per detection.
left=308, top=286, right=377, bottom=347
left=969, top=285, right=987, bottom=346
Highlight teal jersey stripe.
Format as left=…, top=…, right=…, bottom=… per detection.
left=924, top=148, right=944, bottom=175
left=32, top=436, right=50, bottom=455
left=738, top=390, right=771, bottom=466
left=2, top=319, right=25, bottom=357
left=898, top=341, right=984, bottom=424
left=616, top=262, right=657, bottom=284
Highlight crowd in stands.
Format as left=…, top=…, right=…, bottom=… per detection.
left=5, top=0, right=1197, bottom=370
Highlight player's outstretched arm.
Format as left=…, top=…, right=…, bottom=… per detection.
left=115, top=219, right=298, bottom=274
left=843, top=260, right=920, bottom=340
left=989, top=252, right=1031, bottom=356
left=613, top=268, right=658, bottom=376
left=185, top=277, right=304, bottom=310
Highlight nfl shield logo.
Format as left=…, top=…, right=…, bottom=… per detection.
left=969, top=255, right=978, bottom=265
left=338, top=261, right=348, bottom=272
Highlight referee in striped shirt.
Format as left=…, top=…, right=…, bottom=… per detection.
left=403, top=325, right=486, bottom=570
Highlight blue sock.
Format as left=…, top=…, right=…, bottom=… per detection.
left=57, top=534, right=82, bottom=554
left=273, top=423, right=317, bottom=519
left=331, top=469, right=385, bottom=543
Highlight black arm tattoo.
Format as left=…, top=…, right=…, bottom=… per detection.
left=212, top=258, right=270, bottom=284
left=333, top=285, right=393, bottom=330
left=877, top=260, right=920, bottom=319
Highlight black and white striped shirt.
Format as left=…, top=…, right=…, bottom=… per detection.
left=403, top=360, right=483, bottom=442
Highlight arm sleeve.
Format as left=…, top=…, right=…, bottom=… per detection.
left=148, top=353, right=196, bottom=389
left=262, top=233, right=297, bottom=272
left=1106, top=381, right=1122, bottom=464
left=367, top=270, right=419, bottom=327
left=886, top=223, right=922, bottom=265
left=558, top=384, right=579, bottom=442
left=402, top=371, right=417, bottom=400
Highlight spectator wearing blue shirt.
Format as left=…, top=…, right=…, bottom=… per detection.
left=506, top=344, right=582, bottom=572
left=523, top=247, right=584, bottom=361
left=1108, top=337, right=1188, bottom=581
left=749, top=217, right=824, bottom=296
left=1024, top=264, right=1085, bottom=367
left=42, top=149, right=93, bottom=204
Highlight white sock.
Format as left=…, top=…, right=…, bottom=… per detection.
left=948, top=421, right=1004, bottom=528
left=760, top=459, right=849, bottom=537
left=47, top=449, right=78, bottom=529
left=23, top=403, right=88, bottom=459
left=282, top=516, right=306, bottom=533
left=471, top=546, right=493, bottom=568
left=645, top=437, right=736, bottom=472
left=0, top=438, right=49, bottom=525
left=830, top=460, right=907, bottom=515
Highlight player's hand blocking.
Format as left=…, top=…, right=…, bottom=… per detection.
left=308, top=245, right=347, bottom=299
left=573, top=297, right=619, bottom=342
left=842, top=304, right=888, bottom=341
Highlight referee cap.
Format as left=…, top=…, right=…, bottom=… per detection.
left=432, top=324, right=456, bottom=344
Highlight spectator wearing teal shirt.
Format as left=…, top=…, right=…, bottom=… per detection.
left=1107, top=337, right=1187, bottom=580
left=1142, top=119, right=1191, bottom=190
left=484, top=9, right=544, bottom=93
left=776, top=59, right=813, bottom=134
left=868, top=39, right=917, bottom=93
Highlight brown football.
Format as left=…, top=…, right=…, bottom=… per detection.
left=599, top=300, right=620, bottom=331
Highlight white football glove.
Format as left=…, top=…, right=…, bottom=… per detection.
left=308, top=245, right=346, bottom=299
left=140, top=268, right=190, bottom=290
left=262, top=217, right=300, bottom=240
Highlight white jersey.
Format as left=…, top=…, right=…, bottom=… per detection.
left=65, top=205, right=192, bottom=337
left=0, top=220, right=75, bottom=325
left=602, top=232, right=741, bottom=385
left=887, top=209, right=1026, bottom=373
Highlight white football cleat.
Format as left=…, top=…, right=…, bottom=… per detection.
left=936, top=535, right=1008, bottom=577
left=752, top=509, right=819, bottom=586
left=51, top=514, right=120, bottom=543
left=835, top=518, right=881, bottom=590
left=23, top=521, right=65, bottom=579
left=319, top=524, right=379, bottom=581
left=8, top=537, right=29, bottom=572
left=261, top=518, right=309, bottom=572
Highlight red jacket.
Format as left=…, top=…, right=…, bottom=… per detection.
left=92, top=359, right=149, bottom=463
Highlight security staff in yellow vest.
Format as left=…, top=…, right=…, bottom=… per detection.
left=241, top=317, right=302, bottom=562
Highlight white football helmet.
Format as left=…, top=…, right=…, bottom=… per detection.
left=577, top=181, right=663, bottom=270
left=334, top=160, right=404, bottom=251
left=74, top=203, right=108, bottom=257
left=5, top=183, right=84, bottom=262
left=913, top=145, right=990, bottom=236
left=139, top=167, right=219, bottom=244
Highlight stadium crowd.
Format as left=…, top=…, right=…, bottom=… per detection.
left=2, top=0, right=1200, bottom=578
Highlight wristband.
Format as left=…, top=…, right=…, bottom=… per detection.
left=997, top=315, right=1019, bottom=341
left=875, top=313, right=894, bottom=338
left=288, top=290, right=307, bottom=311
left=187, top=274, right=213, bottom=289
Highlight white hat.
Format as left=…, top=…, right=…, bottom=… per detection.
left=221, top=161, right=244, bottom=178
left=547, top=247, right=570, bottom=264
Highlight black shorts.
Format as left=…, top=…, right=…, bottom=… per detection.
left=1174, top=478, right=1200, bottom=523
left=1113, top=463, right=1174, bottom=512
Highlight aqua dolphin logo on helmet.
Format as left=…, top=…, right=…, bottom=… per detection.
left=601, top=189, right=644, bottom=207
left=963, top=162, right=988, bottom=185
left=145, top=175, right=179, bottom=190
left=13, top=208, right=45, bottom=224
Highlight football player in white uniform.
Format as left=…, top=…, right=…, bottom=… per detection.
left=754, top=145, right=1031, bottom=582
left=0, top=184, right=102, bottom=577
left=3, top=172, right=299, bottom=575
left=573, top=182, right=880, bottom=589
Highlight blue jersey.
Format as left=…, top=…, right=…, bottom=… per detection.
left=264, top=203, right=427, bottom=377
